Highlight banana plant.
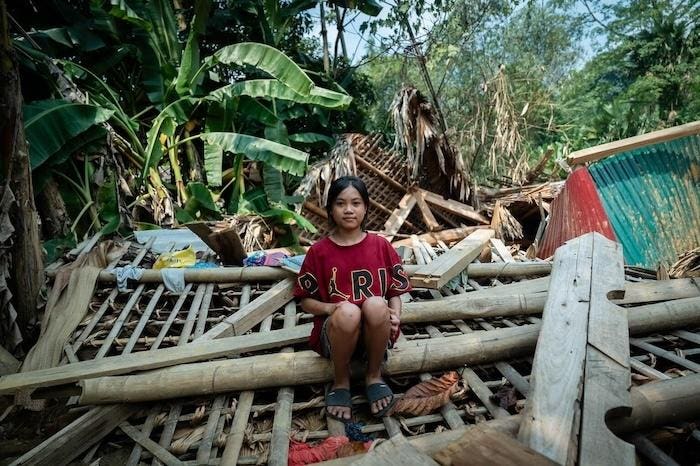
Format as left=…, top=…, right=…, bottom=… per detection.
left=17, top=0, right=353, bottom=240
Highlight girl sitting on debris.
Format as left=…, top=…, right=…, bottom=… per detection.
left=293, top=176, right=411, bottom=421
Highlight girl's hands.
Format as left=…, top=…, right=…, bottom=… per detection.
left=389, top=311, right=401, bottom=339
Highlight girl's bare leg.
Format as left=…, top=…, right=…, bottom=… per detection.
left=361, top=297, right=392, bottom=414
left=327, top=302, right=361, bottom=420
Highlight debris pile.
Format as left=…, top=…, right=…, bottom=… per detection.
left=2, top=125, right=700, bottom=465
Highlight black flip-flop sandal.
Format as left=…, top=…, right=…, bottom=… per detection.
left=366, top=382, right=396, bottom=418
left=325, top=387, right=353, bottom=422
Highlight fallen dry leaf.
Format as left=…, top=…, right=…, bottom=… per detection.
left=388, top=372, right=466, bottom=416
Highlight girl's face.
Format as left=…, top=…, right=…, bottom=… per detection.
left=331, top=186, right=367, bottom=232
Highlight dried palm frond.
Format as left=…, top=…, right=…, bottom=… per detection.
left=170, top=425, right=206, bottom=455
left=669, top=247, right=700, bottom=278
left=488, top=66, right=529, bottom=184
left=390, top=85, right=470, bottom=202
left=294, top=135, right=355, bottom=208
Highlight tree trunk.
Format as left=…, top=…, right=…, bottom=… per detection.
left=0, top=0, right=44, bottom=340
left=319, top=2, right=330, bottom=74
left=37, top=178, right=71, bottom=238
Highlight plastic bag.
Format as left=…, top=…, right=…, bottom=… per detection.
left=153, top=246, right=196, bottom=269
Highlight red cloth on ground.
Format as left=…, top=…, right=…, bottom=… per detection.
left=288, top=436, right=350, bottom=466
left=292, top=233, right=411, bottom=354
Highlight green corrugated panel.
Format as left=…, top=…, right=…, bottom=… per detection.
left=589, top=134, right=700, bottom=268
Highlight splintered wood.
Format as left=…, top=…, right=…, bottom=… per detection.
left=517, top=233, right=634, bottom=465
left=410, top=229, right=495, bottom=289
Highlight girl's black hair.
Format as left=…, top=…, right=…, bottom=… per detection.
left=325, top=176, right=370, bottom=230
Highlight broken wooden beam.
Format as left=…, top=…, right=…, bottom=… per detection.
left=382, top=192, right=417, bottom=241
left=391, top=226, right=488, bottom=247
left=76, top=296, right=700, bottom=404
left=418, top=188, right=490, bottom=224
left=517, top=233, right=633, bottom=466
left=410, top=229, right=495, bottom=289
left=567, top=121, right=700, bottom=166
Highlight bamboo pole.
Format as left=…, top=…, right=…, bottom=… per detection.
left=65, top=261, right=552, bottom=285
left=78, top=297, right=700, bottom=404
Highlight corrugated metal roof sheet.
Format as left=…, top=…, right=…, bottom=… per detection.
left=589, top=134, right=700, bottom=268
left=539, top=167, right=616, bottom=259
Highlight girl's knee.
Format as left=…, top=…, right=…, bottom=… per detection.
left=361, top=297, right=389, bottom=326
left=330, top=302, right=361, bottom=333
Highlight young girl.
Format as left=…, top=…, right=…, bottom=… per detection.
left=293, top=176, right=411, bottom=421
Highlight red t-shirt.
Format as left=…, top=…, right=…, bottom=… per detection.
left=293, top=233, right=411, bottom=354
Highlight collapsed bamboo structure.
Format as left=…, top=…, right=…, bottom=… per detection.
left=5, top=226, right=700, bottom=466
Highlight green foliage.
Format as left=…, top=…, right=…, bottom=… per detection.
left=23, top=100, right=113, bottom=169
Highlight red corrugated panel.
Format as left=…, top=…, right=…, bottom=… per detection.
left=538, top=167, right=616, bottom=259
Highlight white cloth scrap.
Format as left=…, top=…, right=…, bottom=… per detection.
left=161, top=268, right=186, bottom=294
left=114, top=266, right=144, bottom=292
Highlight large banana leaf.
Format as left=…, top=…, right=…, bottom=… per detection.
left=200, top=132, right=308, bottom=177
left=109, top=0, right=152, bottom=31
left=175, top=0, right=211, bottom=95
left=289, top=132, right=335, bottom=146
left=24, top=100, right=113, bottom=169
left=203, top=99, right=236, bottom=187
left=207, top=43, right=314, bottom=96
left=210, top=79, right=352, bottom=109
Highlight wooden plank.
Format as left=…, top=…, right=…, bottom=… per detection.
left=382, top=193, right=417, bottom=241
left=195, top=396, right=227, bottom=464
left=517, top=234, right=595, bottom=465
left=201, top=277, right=295, bottom=339
left=490, top=238, right=515, bottom=263
left=8, top=404, right=134, bottom=466
left=268, top=303, right=296, bottom=466
left=390, top=226, right=487, bottom=248
left=413, top=189, right=440, bottom=231
left=221, top=300, right=264, bottom=466
left=126, top=406, right=162, bottom=466
left=352, top=433, right=439, bottom=465
left=119, top=422, right=185, bottom=466
left=580, top=234, right=634, bottom=466
left=567, top=121, right=700, bottom=165
left=433, top=426, right=558, bottom=466
left=419, top=188, right=489, bottom=224
left=411, top=229, right=494, bottom=289
left=494, top=362, right=530, bottom=396
left=461, top=368, right=509, bottom=419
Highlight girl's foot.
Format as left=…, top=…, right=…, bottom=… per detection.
left=326, top=385, right=353, bottom=421
left=366, top=376, right=395, bottom=417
